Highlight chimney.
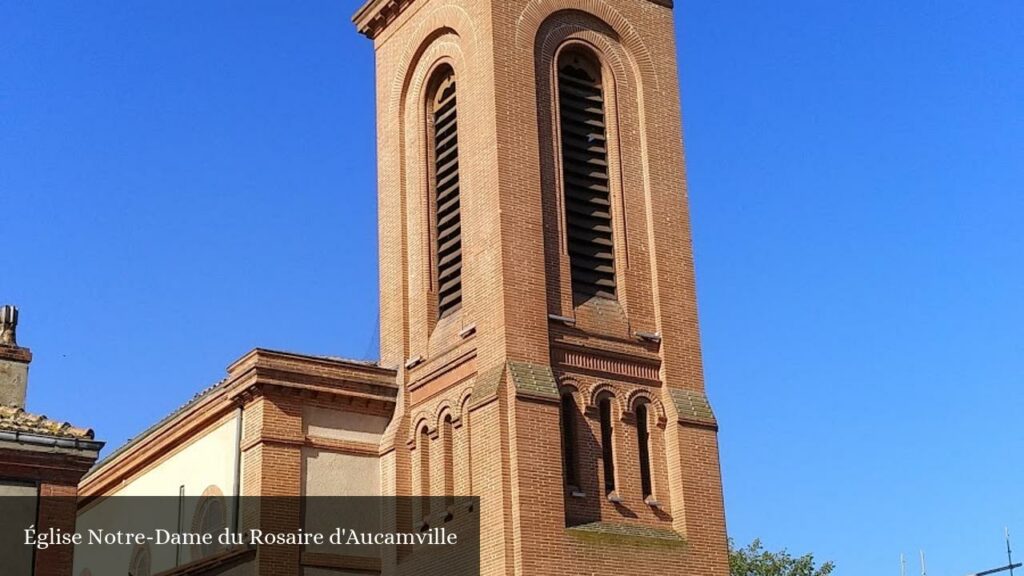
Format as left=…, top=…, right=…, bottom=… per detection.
left=0, top=305, right=32, bottom=408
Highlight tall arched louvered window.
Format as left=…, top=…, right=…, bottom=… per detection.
left=557, top=50, right=615, bottom=302
left=430, top=67, right=463, bottom=319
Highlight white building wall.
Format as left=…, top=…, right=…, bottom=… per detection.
left=75, top=414, right=240, bottom=575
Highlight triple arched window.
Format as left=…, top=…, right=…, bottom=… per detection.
left=559, top=389, right=656, bottom=504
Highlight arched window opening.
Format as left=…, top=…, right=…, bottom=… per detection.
left=598, top=395, right=616, bottom=494
left=636, top=401, right=654, bottom=499
left=559, top=392, right=580, bottom=490
left=418, top=426, right=432, bottom=520
left=429, top=67, right=463, bottom=319
left=192, top=491, right=227, bottom=560
left=557, top=49, right=615, bottom=303
left=442, top=415, right=455, bottom=508
left=129, top=544, right=151, bottom=576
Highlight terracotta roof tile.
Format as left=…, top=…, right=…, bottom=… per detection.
left=0, top=404, right=95, bottom=439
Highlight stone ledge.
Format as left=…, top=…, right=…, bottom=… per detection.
left=567, top=521, right=685, bottom=548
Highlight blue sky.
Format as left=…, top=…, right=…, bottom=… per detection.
left=2, top=1, right=1021, bottom=573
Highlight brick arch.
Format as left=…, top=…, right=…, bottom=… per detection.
left=537, top=23, right=633, bottom=98
left=388, top=1, right=479, bottom=120
left=589, top=383, right=627, bottom=417
left=627, top=389, right=668, bottom=423
left=556, top=375, right=585, bottom=402
left=398, top=35, right=464, bottom=121
left=434, top=400, right=456, bottom=429
left=516, top=0, right=659, bottom=90
left=408, top=412, right=433, bottom=448
left=457, top=387, right=474, bottom=421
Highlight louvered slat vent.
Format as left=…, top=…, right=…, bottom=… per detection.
left=558, top=58, right=616, bottom=302
left=433, top=74, right=463, bottom=318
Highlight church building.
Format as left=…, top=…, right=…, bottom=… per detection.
left=77, top=0, right=729, bottom=574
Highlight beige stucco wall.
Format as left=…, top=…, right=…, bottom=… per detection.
left=74, top=415, right=240, bottom=575
left=107, top=415, right=240, bottom=498
left=303, top=449, right=380, bottom=497
left=302, top=406, right=386, bottom=560
left=303, top=406, right=389, bottom=444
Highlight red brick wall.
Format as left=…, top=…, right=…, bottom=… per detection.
left=34, top=483, right=79, bottom=576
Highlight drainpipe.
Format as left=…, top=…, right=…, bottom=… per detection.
left=232, top=405, right=243, bottom=534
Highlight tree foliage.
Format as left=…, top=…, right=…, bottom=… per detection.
left=729, top=538, right=835, bottom=576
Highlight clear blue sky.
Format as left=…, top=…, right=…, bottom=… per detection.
left=2, top=1, right=1021, bottom=573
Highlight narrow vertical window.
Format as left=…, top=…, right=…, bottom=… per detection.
left=560, top=392, right=580, bottom=489
left=418, top=426, right=432, bottom=519
left=441, top=415, right=455, bottom=507
left=598, top=396, right=616, bottom=493
left=430, top=68, right=463, bottom=318
left=558, top=50, right=615, bottom=302
left=636, top=402, right=653, bottom=499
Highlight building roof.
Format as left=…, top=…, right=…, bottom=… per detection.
left=82, top=348, right=398, bottom=486
left=0, top=404, right=96, bottom=440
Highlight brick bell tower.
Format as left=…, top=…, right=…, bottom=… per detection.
left=354, top=0, right=729, bottom=574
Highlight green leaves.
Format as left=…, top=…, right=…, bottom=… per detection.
left=730, top=538, right=835, bottom=576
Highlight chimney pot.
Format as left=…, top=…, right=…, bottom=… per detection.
left=0, top=305, right=30, bottom=408
left=0, top=305, right=17, bottom=347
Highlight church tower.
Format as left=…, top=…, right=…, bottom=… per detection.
left=355, top=0, right=729, bottom=574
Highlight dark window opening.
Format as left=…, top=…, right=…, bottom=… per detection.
left=419, top=426, right=432, bottom=518
left=558, top=51, right=615, bottom=303
left=599, top=396, right=616, bottom=492
left=442, top=415, right=455, bottom=507
left=431, top=69, right=463, bottom=318
left=560, top=393, right=580, bottom=488
left=637, top=402, right=653, bottom=498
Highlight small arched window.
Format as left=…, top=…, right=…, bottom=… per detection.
left=557, top=49, right=615, bottom=303
left=635, top=401, right=654, bottom=499
left=191, top=488, right=227, bottom=560
left=429, top=66, right=463, bottom=319
left=559, top=391, right=580, bottom=489
left=418, top=425, right=432, bottom=519
left=128, top=544, right=151, bottom=576
left=597, top=394, right=616, bottom=493
left=441, top=414, right=455, bottom=507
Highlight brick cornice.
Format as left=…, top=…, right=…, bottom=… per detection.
left=81, top=348, right=398, bottom=499
left=352, top=0, right=416, bottom=39
left=353, top=0, right=674, bottom=39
